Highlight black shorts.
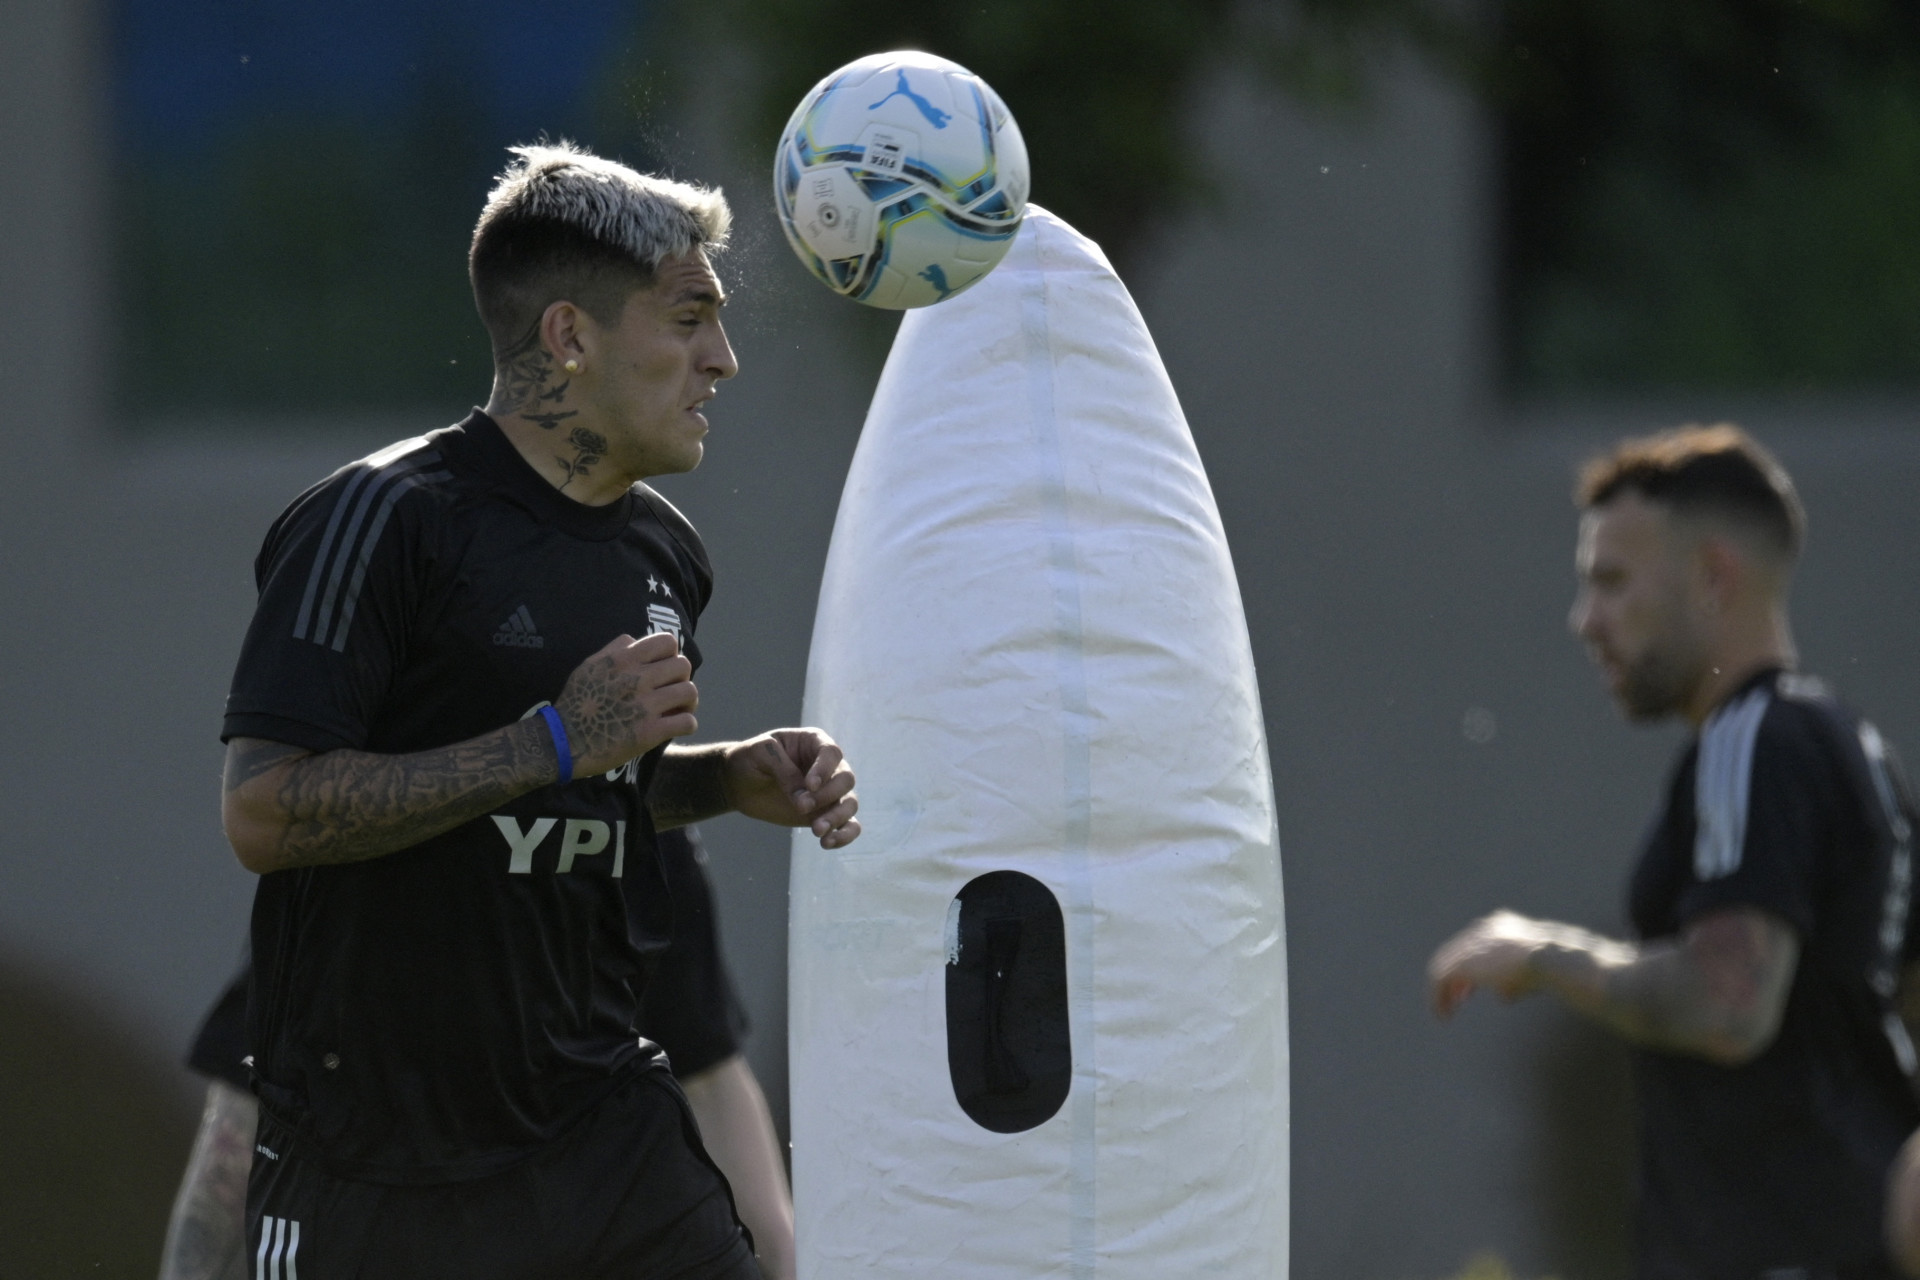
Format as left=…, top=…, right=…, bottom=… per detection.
left=245, top=1067, right=757, bottom=1280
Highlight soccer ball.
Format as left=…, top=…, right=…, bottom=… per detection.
left=774, top=51, right=1030, bottom=309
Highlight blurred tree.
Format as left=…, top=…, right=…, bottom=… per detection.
left=114, top=0, right=1920, bottom=422
left=719, top=0, right=1920, bottom=393
left=1477, top=0, right=1920, bottom=392
left=709, top=0, right=1451, bottom=272
left=112, top=0, right=666, bottom=427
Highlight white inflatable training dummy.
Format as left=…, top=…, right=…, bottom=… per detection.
left=789, top=208, right=1287, bottom=1277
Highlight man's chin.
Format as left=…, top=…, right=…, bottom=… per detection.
left=1610, top=677, right=1688, bottom=723
left=1615, top=695, right=1674, bottom=724
left=650, top=442, right=705, bottom=477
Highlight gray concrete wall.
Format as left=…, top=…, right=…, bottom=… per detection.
left=3, top=4, right=1918, bottom=1274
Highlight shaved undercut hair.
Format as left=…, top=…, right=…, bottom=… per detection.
left=469, top=141, right=731, bottom=355
left=1578, top=424, right=1805, bottom=568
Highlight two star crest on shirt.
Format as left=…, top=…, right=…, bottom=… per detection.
left=646, top=575, right=673, bottom=599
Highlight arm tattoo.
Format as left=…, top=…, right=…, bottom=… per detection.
left=228, top=721, right=558, bottom=869
left=157, top=1082, right=257, bottom=1280
left=555, top=426, right=608, bottom=491
left=1537, top=911, right=1795, bottom=1061
left=649, top=743, right=733, bottom=830
left=227, top=738, right=309, bottom=786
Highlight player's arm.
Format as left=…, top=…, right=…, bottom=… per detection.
left=224, top=632, right=696, bottom=873
left=681, top=1054, right=796, bottom=1280
left=1888, top=1126, right=1920, bottom=1276
left=1427, top=905, right=1798, bottom=1065
left=1896, top=958, right=1920, bottom=1055
left=650, top=730, right=860, bottom=849
left=157, top=1079, right=257, bottom=1280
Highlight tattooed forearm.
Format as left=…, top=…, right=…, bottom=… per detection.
left=158, top=1081, right=257, bottom=1280
left=226, top=738, right=308, bottom=787
left=222, top=721, right=558, bottom=873
left=1529, top=909, right=1797, bottom=1063
left=649, top=743, right=734, bottom=830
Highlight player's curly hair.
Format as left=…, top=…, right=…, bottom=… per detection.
left=1577, top=423, right=1805, bottom=565
left=469, top=141, right=732, bottom=355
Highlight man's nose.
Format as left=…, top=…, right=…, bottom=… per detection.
left=1568, top=593, right=1593, bottom=638
left=705, top=325, right=740, bottom=382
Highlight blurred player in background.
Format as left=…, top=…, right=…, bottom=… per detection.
left=217, top=143, right=855, bottom=1278
left=631, top=827, right=794, bottom=1280
left=1429, top=426, right=1920, bottom=1279
left=157, top=826, right=795, bottom=1280
left=1883, top=1121, right=1920, bottom=1274
left=156, top=969, right=253, bottom=1280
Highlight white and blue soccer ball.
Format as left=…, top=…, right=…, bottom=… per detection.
left=774, top=51, right=1030, bottom=309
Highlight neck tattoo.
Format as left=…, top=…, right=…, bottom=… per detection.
left=555, top=426, right=610, bottom=492
left=496, top=324, right=578, bottom=432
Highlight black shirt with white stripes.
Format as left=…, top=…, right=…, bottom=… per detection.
left=1628, top=668, right=1920, bottom=1279
left=223, top=411, right=712, bottom=1184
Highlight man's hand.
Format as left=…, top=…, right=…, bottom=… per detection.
left=720, top=729, right=860, bottom=848
left=649, top=729, right=860, bottom=847
left=552, top=632, right=699, bottom=776
left=1428, top=910, right=1560, bottom=1017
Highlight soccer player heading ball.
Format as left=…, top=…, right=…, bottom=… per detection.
left=219, top=143, right=858, bottom=1279
left=1429, top=426, right=1920, bottom=1279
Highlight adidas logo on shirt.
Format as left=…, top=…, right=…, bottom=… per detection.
left=493, top=605, right=545, bottom=649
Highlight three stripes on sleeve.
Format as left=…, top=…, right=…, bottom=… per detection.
left=291, top=442, right=452, bottom=654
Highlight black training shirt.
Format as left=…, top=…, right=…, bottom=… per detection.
left=188, top=956, right=252, bottom=1092
left=188, top=831, right=747, bottom=1091
left=637, top=825, right=750, bottom=1078
left=1628, top=668, right=1920, bottom=1278
left=223, top=411, right=711, bottom=1183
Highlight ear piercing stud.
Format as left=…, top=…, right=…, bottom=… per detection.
left=564, top=359, right=581, bottom=373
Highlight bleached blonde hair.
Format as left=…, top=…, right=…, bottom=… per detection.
left=477, top=142, right=730, bottom=266
left=469, top=141, right=731, bottom=350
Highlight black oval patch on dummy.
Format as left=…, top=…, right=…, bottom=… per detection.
left=945, top=870, right=1071, bottom=1133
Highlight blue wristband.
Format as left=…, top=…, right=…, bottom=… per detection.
left=538, top=705, right=574, bottom=784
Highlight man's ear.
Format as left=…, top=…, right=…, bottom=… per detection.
left=1696, top=534, right=1746, bottom=615
left=539, top=300, right=589, bottom=372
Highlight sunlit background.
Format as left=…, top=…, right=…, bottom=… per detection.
left=6, top=0, right=1920, bottom=1274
